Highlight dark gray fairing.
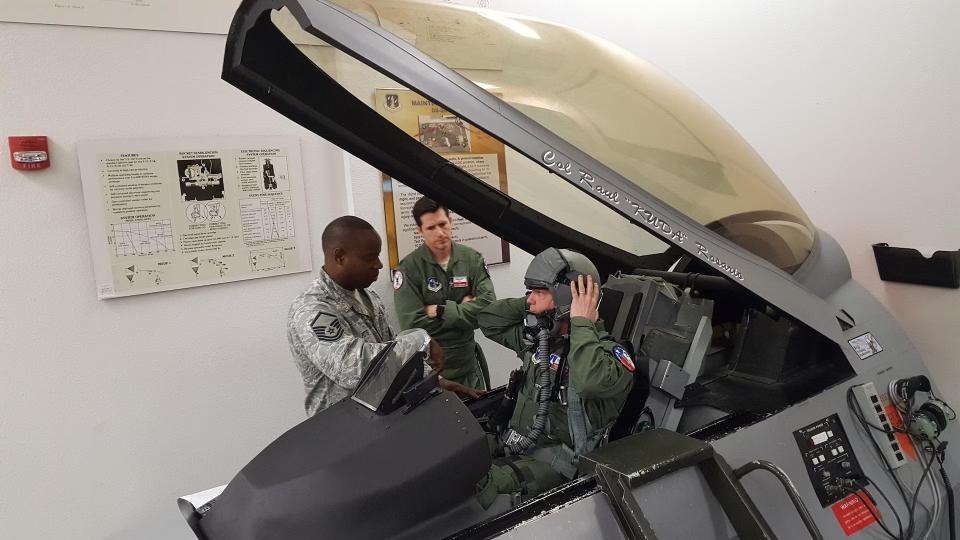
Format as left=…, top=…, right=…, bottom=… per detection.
left=199, top=393, right=490, bottom=540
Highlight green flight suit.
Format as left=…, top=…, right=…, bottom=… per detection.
left=393, top=242, right=496, bottom=389
left=475, top=297, right=634, bottom=506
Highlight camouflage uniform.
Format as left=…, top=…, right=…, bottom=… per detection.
left=393, top=242, right=495, bottom=389
left=475, top=297, right=634, bottom=506
left=288, top=269, right=430, bottom=416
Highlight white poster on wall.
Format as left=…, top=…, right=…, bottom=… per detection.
left=77, top=135, right=312, bottom=299
left=0, top=0, right=241, bottom=34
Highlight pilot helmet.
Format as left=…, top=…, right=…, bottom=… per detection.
left=524, top=248, right=600, bottom=320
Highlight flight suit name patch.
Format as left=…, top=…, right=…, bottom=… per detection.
left=451, top=276, right=469, bottom=288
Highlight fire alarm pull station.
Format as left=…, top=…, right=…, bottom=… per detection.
left=9, top=136, right=50, bottom=171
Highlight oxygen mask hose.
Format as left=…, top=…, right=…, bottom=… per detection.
left=507, top=325, right=554, bottom=454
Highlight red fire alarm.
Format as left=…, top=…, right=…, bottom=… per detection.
left=9, top=136, right=50, bottom=170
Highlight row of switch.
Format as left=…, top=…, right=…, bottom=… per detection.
left=810, top=445, right=846, bottom=465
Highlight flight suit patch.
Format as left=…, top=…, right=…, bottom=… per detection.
left=548, top=353, right=561, bottom=370
left=311, top=312, right=344, bottom=341
left=548, top=353, right=569, bottom=374
left=392, top=269, right=404, bottom=290
left=613, top=345, right=635, bottom=372
left=451, top=275, right=469, bottom=288
left=426, top=276, right=442, bottom=292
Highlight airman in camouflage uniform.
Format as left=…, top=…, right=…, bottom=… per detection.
left=288, top=268, right=431, bottom=416
left=288, top=216, right=479, bottom=417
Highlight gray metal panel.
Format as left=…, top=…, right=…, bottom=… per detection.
left=280, top=0, right=848, bottom=347
left=651, top=360, right=689, bottom=399
left=633, top=467, right=737, bottom=540
left=706, top=275, right=960, bottom=540
left=792, top=230, right=852, bottom=300
left=496, top=492, right=626, bottom=540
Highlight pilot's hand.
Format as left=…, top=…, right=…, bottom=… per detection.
left=428, top=339, right=446, bottom=373
left=425, top=304, right=439, bottom=318
left=461, top=294, right=476, bottom=303
left=439, top=378, right=486, bottom=400
left=569, top=274, right=600, bottom=323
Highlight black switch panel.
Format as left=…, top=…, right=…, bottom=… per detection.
left=793, top=413, right=865, bottom=507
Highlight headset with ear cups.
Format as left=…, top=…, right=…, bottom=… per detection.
left=892, top=375, right=957, bottom=441
left=912, top=398, right=957, bottom=440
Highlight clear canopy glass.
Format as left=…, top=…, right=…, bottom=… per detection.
left=276, top=0, right=815, bottom=272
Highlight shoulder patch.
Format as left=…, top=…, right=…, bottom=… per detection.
left=392, top=269, right=404, bottom=290
left=612, top=345, right=635, bottom=372
left=311, top=311, right=344, bottom=341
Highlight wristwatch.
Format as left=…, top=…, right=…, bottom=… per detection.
left=435, top=303, right=446, bottom=320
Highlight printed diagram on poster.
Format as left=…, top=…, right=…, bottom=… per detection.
left=0, top=0, right=242, bottom=35
left=375, top=88, right=510, bottom=268
left=77, top=136, right=311, bottom=299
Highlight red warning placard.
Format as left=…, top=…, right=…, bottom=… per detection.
left=831, top=491, right=878, bottom=536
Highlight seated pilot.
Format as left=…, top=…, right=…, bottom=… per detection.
left=475, top=248, right=635, bottom=507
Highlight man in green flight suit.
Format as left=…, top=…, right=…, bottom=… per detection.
left=475, top=248, right=635, bottom=508
left=393, top=197, right=496, bottom=391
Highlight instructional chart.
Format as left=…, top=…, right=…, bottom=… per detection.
left=78, top=136, right=311, bottom=299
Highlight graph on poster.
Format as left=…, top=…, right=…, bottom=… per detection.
left=111, top=220, right=175, bottom=256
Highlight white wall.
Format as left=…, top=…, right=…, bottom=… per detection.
left=0, top=23, right=348, bottom=539
left=491, top=0, right=960, bottom=406
left=2, top=1, right=959, bottom=539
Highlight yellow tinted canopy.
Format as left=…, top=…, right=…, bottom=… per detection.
left=281, top=0, right=815, bottom=272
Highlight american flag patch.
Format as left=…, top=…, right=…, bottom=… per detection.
left=548, top=353, right=561, bottom=371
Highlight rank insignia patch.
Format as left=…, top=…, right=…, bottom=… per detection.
left=392, top=269, right=404, bottom=290
left=613, top=345, right=635, bottom=372
left=427, top=276, right=442, bottom=292
left=311, top=312, right=344, bottom=342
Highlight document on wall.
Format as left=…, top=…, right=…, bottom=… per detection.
left=0, top=0, right=241, bottom=34
left=77, top=136, right=312, bottom=299
left=388, top=154, right=504, bottom=268
left=375, top=88, right=510, bottom=269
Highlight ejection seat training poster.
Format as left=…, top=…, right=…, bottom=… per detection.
left=375, top=88, right=510, bottom=269
left=77, top=136, right=312, bottom=299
